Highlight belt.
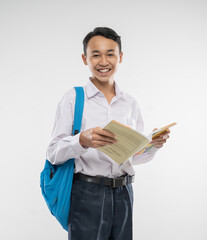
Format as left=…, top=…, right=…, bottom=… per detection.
left=73, top=173, right=135, bottom=188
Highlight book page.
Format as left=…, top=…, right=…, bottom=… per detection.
left=97, top=120, right=150, bottom=164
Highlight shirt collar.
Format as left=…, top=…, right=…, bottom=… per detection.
left=84, top=77, right=125, bottom=99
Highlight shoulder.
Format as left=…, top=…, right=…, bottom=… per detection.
left=57, top=87, right=76, bottom=109
left=58, top=86, right=86, bottom=108
left=63, top=86, right=85, bottom=101
left=63, top=87, right=76, bottom=100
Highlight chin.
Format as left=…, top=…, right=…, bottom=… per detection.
left=94, top=74, right=114, bottom=83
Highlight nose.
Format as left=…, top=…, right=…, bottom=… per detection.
left=99, top=55, right=108, bottom=66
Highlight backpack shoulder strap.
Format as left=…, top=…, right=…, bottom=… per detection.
left=73, top=87, right=84, bottom=135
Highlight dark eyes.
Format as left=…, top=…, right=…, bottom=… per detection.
left=92, top=54, right=114, bottom=57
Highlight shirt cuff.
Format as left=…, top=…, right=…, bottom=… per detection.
left=71, top=132, right=89, bottom=157
left=149, top=145, right=160, bottom=154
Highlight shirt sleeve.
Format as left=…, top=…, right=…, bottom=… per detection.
left=46, top=89, right=88, bottom=165
left=132, top=102, right=159, bottom=165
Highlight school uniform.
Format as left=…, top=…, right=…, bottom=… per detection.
left=46, top=77, right=158, bottom=239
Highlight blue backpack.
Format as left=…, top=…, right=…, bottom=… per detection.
left=40, top=86, right=84, bottom=231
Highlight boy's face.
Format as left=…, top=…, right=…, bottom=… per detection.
left=82, top=35, right=123, bottom=84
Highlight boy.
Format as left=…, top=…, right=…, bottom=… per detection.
left=46, top=27, right=170, bottom=240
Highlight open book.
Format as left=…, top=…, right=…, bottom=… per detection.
left=97, top=120, right=176, bottom=164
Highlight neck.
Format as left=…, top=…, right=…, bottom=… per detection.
left=90, top=77, right=115, bottom=95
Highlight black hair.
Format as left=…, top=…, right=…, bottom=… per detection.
left=83, top=27, right=122, bottom=56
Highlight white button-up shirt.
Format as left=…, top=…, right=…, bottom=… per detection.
left=46, top=77, right=158, bottom=177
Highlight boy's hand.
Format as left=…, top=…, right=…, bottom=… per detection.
left=150, top=129, right=170, bottom=148
left=79, top=127, right=117, bottom=149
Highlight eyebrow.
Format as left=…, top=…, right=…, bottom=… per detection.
left=91, top=49, right=115, bottom=54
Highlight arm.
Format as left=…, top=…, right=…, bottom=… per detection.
left=46, top=89, right=88, bottom=165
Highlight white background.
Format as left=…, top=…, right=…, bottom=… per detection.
left=0, top=0, right=207, bottom=239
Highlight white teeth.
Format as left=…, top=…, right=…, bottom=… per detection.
left=98, top=69, right=110, bottom=72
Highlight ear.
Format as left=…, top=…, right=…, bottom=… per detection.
left=119, top=52, right=123, bottom=63
left=81, top=54, right=88, bottom=65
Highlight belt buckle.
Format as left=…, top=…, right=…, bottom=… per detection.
left=112, top=176, right=127, bottom=188
left=112, top=178, right=116, bottom=188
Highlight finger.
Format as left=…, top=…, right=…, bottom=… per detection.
left=154, top=144, right=163, bottom=148
left=152, top=134, right=169, bottom=141
left=159, top=130, right=170, bottom=137
left=92, top=133, right=117, bottom=143
left=151, top=137, right=168, bottom=144
left=96, top=128, right=116, bottom=138
left=152, top=129, right=170, bottom=139
left=92, top=140, right=116, bottom=148
left=159, top=135, right=169, bottom=140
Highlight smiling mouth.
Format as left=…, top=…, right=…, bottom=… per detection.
left=97, top=68, right=111, bottom=73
